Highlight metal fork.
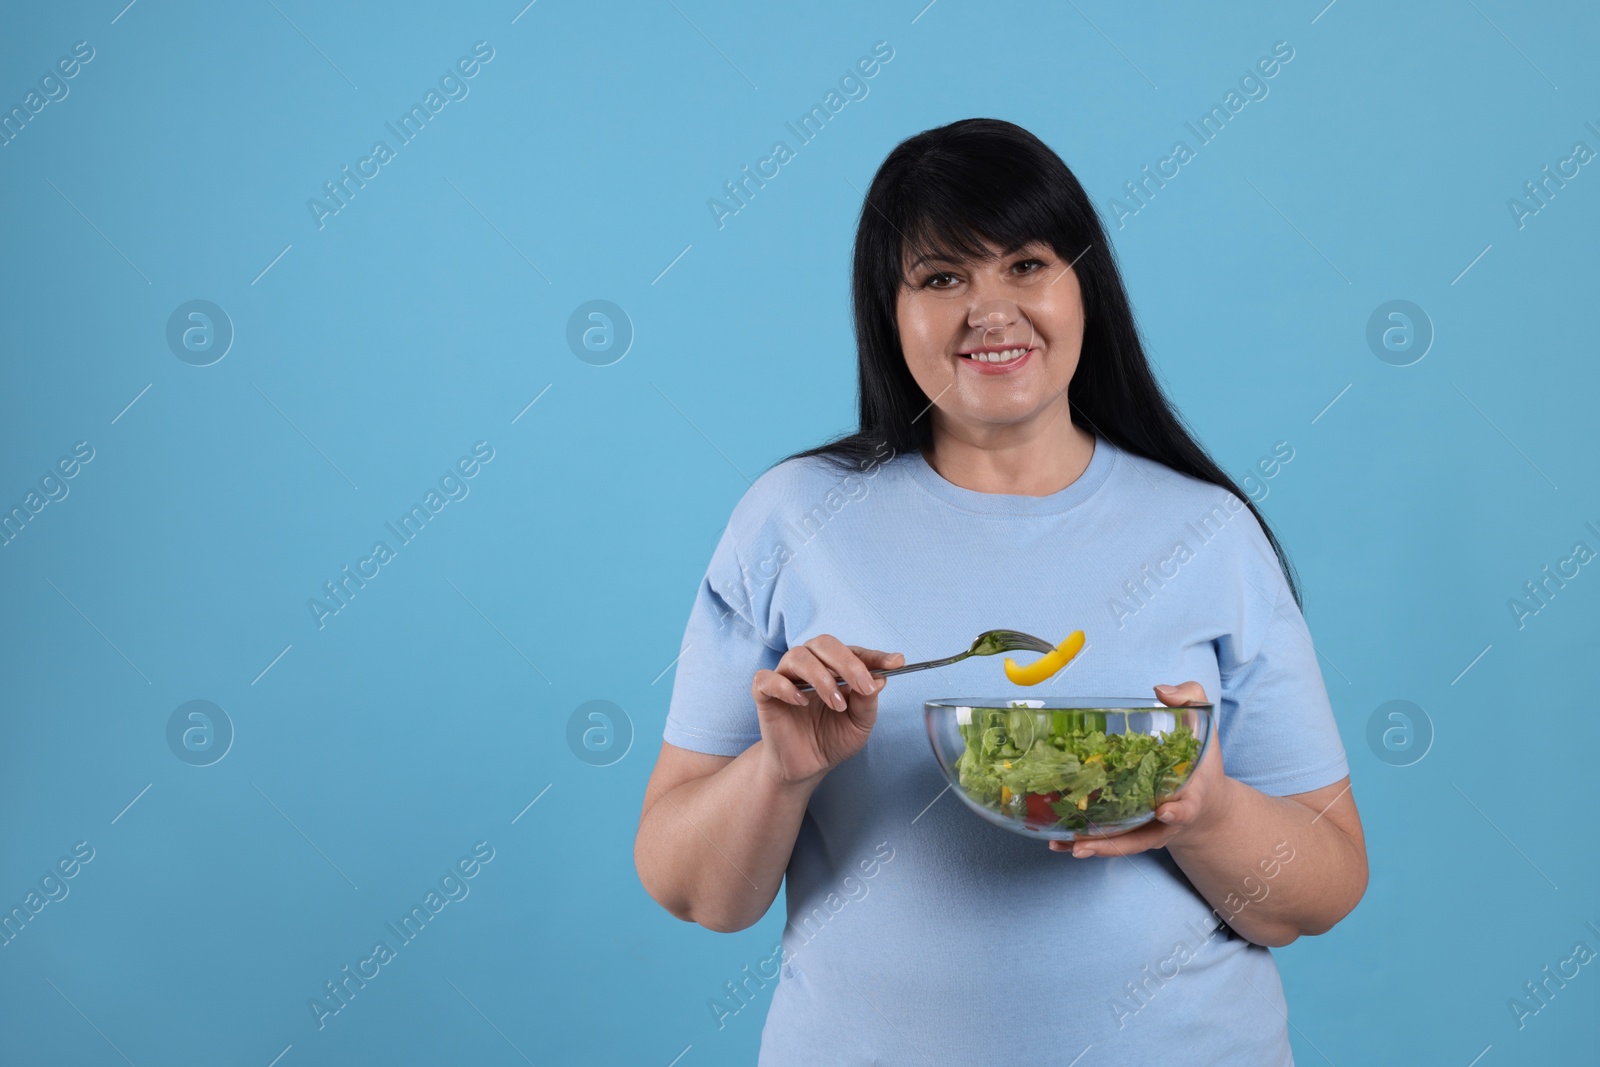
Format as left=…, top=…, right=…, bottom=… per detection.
left=793, top=629, right=1057, bottom=693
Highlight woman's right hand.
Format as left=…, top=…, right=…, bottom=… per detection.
left=751, top=635, right=905, bottom=787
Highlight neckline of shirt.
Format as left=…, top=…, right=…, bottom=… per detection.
left=900, top=433, right=1120, bottom=516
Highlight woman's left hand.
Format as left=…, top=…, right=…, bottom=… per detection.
left=1047, top=680, right=1234, bottom=858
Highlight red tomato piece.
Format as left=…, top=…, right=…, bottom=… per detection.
left=1025, top=791, right=1062, bottom=823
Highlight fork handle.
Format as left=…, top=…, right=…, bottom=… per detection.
left=793, top=652, right=969, bottom=694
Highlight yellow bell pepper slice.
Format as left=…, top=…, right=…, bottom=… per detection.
left=1003, top=630, right=1086, bottom=686
left=1000, top=785, right=1013, bottom=806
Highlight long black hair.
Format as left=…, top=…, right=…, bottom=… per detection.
left=773, top=117, right=1303, bottom=610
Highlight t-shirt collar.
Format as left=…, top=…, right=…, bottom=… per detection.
left=901, top=432, right=1119, bottom=516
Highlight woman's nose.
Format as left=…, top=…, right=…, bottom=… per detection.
left=968, top=298, right=1028, bottom=347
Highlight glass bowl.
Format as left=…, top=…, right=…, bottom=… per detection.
left=924, top=697, right=1214, bottom=841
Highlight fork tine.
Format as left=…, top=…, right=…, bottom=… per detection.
left=995, top=630, right=1057, bottom=654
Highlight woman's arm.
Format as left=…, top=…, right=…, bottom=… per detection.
left=635, top=739, right=821, bottom=933
left=1049, top=681, right=1368, bottom=948
left=635, top=637, right=904, bottom=933
left=1163, top=772, right=1365, bottom=947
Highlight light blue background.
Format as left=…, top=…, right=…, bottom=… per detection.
left=1, top=1, right=1596, bottom=1064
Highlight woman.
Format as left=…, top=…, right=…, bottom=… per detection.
left=634, top=118, right=1366, bottom=1064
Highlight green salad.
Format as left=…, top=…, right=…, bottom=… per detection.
left=955, top=706, right=1201, bottom=831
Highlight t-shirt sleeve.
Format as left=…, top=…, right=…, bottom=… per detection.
left=1214, top=552, right=1351, bottom=799
left=661, top=524, right=780, bottom=757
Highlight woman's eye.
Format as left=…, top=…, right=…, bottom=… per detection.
left=924, top=272, right=958, bottom=289
left=1013, top=258, right=1047, bottom=274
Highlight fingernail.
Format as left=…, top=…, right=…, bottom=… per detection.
left=1073, top=847, right=1094, bottom=858
left=1156, top=809, right=1175, bottom=822
left=1154, top=684, right=1175, bottom=695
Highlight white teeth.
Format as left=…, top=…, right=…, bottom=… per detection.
left=967, top=347, right=1027, bottom=363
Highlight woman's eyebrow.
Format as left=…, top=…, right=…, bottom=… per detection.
left=906, top=252, right=962, bottom=271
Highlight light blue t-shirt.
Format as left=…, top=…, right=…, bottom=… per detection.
left=663, top=433, right=1349, bottom=1066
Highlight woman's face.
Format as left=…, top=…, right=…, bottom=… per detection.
left=895, top=238, right=1084, bottom=440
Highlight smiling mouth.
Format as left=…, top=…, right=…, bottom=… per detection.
left=958, top=345, right=1033, bottom=365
